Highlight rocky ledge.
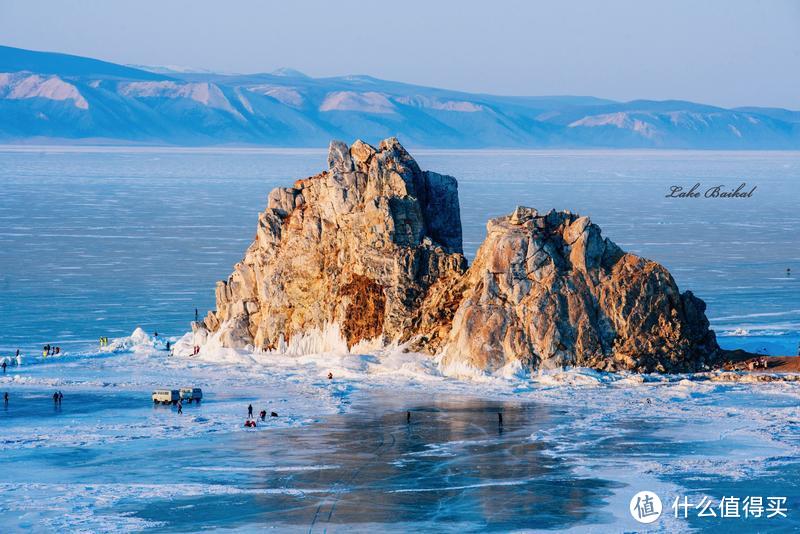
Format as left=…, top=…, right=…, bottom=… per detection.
left=192, top=138, right=722, bottom=374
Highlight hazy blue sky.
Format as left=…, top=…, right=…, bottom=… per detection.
left=1, top=0, right=798, bottom=108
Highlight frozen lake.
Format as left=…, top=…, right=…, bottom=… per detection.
left=1, top=331, right=799, bottom=532
left=1, top=330, right=799, bottom=532
left=0, top=147, right=798, bottom=356
left=0, top=147, right=799, bottom=531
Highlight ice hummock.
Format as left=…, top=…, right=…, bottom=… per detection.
left=100, top=327, right=166, bottom=353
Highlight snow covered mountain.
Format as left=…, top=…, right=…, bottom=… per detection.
left=1, top=45, right=798, bottom=148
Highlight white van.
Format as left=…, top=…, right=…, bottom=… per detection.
left=180, top=387, right=203, bottom=403
left=152, top=389, right=179, bottom=405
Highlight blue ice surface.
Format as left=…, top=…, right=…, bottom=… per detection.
left=0, top=146, right=799, bottom=531
left=0, top=147, right=797, bottom=357
left=0, top=393, right=613, bottom=531
left=1, top=372, right=798, bottom=532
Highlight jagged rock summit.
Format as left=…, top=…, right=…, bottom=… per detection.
left=200, top=137, right=467, bottom=352
left=193, top=138, right=720, bottom=374
left=416, top=206, right=719, bottom=373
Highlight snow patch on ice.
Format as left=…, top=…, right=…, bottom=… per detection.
left=720, top=327, right=788, bottom=337
left=531, top=367, right=609, bottom=387
left=0, top=481, right=328, bottom=531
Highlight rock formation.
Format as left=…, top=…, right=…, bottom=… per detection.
left=195, top=138, right=720, bottom=374
left=414, top=207, right=719, bottom=373
left=201, top=137, right=467, bottom=351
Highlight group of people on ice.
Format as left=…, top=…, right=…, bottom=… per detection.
left=244, top=404, right=279, bottom=427
left=0, top=391, right=63, bottom=408
left=42, top=344, right=61, bottom=357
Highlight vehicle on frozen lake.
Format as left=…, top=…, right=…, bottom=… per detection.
left=180, top=387, right=203, bottom=403
left=152, top=389, right=180, bottom=405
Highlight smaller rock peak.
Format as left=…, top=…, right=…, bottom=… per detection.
left=544, top=208, right=576, bottom=228
left=327, top=140, right=353, bottom=173
left=509, top=206, right=538, bottom=224
left=349, top=139, right=377, bottom=169
left=378, top=136, right=403, bottom=152
left=376, top=137, right=419, bottom=170
left=329, top=137, right=418, bottom=174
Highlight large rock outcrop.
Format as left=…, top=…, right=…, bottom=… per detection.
left=414, top=207, right=719, bottom=373
left=201, top=137, right=467, bottom=351
left=196, top=138, right=720, bottom=374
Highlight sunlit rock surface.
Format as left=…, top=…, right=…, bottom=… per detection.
left=419, top=207, right=720, bottom=373
left=198, top=139, right=719, bottom=373
left=201, top=137, right=466, bottom=351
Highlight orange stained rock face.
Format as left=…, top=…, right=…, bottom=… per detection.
left=339, top=274, right=386, bottom=349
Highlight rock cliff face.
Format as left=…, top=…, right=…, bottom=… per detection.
left=202, top=137, right=467, bottom=351
left=197, top=138, right=720, bottom=374
left=415, top=207, right=719, bottom=373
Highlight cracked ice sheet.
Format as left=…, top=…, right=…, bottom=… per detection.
left=0, top=330, right=799, bottom=532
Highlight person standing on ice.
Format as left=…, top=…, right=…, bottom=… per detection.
left=247, top=404, right=253, bottom=419
left=177, top=399, right=183, bottom=415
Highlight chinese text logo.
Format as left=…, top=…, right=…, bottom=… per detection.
left=630, top=491, right=663, bottom=524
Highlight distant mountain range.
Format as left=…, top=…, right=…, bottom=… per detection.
left=1, top=45, right=799, bottom=149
